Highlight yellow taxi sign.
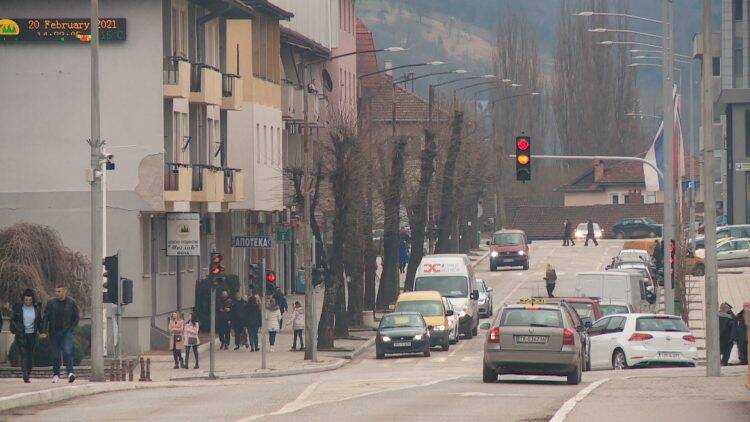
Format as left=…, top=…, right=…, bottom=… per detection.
left=518, top=297, right=546, bottom=306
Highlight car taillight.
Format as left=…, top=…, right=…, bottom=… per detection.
left=628, top=332, right=653, bottom=342
left=562, top=328, right=575, bottom=346
left=682, top=334, right=696, bottom=343
left=488, top=326, right=500, bottom=343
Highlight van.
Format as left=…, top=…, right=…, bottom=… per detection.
left=574, top=271, right=652, bottom=313
left=413, top=254, right=480, bottom=338
left=395, top=291, right=454, bottom=351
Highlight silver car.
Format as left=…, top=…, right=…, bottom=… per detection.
left=716, top=238, right=750, bottom=268
left=482, top=303, right=584, bottom=385
left=477, top=278, right=493, bottom=318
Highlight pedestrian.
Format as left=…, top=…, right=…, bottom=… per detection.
left=265, top=296, right=281, bottom=352
left=584, top=219, right=598, bottom=246
left=543, top=264, right=557, bottom=298
left=247, top=293, right=261, bottom=351
left=43, top=283, right=79, bottom=383
left=230, top=292, right=247, bottom=350
left=398, top=238, right=409, bottom=273
left=216, top=290, right=232, bottom=350
left=10, top=289, right=45, bottom=383
left=273, top=287, right=288, bottom=330
left=291, top=301, right=305, bottom=351
left=183, top=312, right=200, bottom=369
left=562, top=219, right=571, bottom=246
left=168, top=312, right=185, bottom=369
left=719, top=302, right=735, bottom=366
left=735, top=308, right=748, bottom=365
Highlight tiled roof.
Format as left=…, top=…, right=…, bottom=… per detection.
left=356, top=19, right=379, bottom=84
left=505, top=204, right=664, bottom=240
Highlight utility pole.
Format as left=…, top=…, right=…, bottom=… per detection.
left=688, top=62, right=697, bottom=244
left=701, top=0, right=720, bottom=377
left=209, top=285, right=216, bottom=379
left=301, top=54, right=317, bottom=362
left=89, top=0, right=105, bottom=382
left=661, top=0, right=676, bottom=315
left=260, top=257, right=268, bottom=369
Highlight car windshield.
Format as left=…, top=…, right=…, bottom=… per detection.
left=414, top=276, right=468, bottom=298
left=600, top=305, right=630, bottom=316
left=395, top=301, right=443, bottom=316
left=492, top=233, right=524, bottom=245
left=500, top=308, right=563, bottom=328
left=643, top=218, right=656, bottom=224
left=635, top=317, right=688, bottom=332
left=380, top=314, right=423, bottom=329
left=569, top=302, right=594, bottom=319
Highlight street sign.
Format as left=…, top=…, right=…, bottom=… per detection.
left=166, top=213, right=200, bottom=256
left=276, top=228, right=292, bottom=242
left=232, top=235, right=273, bottom=248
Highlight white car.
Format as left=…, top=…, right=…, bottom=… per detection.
left=575, top=223, right=603, bottom=239
left=617, top=249, right=651, bottom=264
left=444, top=297, right=460, bottom=344
left=588, top=313, right=696, bottom=370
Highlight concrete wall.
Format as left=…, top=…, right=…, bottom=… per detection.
left=272, top=0, right=339, bottom=49
left=326, top=0, right=357, bottom=116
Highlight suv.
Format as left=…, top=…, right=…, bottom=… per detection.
left=612, top=218, right=662, bottom=239
left=482, top=302, right=584, bottom=385
left=487, top=229, right=530, bottom=271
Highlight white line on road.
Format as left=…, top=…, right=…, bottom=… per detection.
left=548, top=378, right=611, bottom=422
left=272, top=380, right=321, bottom=415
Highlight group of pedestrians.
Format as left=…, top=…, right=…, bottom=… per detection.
left=168, top=311, right=200, bottom=369
left=561, top=219, right=599, bottom=247
left=8, top=285, right=80, bottom=383
left=719, top=302, right=748, bottom=366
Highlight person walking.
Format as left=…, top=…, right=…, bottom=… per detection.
left=247, top=294, right=262, bottom=352
left=543, top=264, right=557, bottom=298
left=291, top=301, right=305, bottom=351
left=10, top=289, right=45, bottom=383
left=273, top=287, right=288, bottom=331
left=230, top=292, right=248, bottom=350
left=735, top=308, right=747, bottom=365
left=719, top=303, right=735, bottom=366
left=168, top=312, right=185, bottom=369
left=216, top=290, right=232, bottom=350
left=584, top=219, right=598, bottom=246
left=265, top=296, right=281, bottom=352
left=398, top=237, right=409, bottom=273
left=43, top=283, right=79, bottom=383
left=562, top=219, right=570, bottom=246
left=183, top=312, right=200, bottom=369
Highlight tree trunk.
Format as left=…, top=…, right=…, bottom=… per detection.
left=312, top=162, right=336, bottom=349
left=347, top=141, right=366, bottom=327
left=330, top=132, right=351, bottom=339
left=376, top=136, right=408, bottom=309
left=436, top=111, right=463, bottom=253
left=405, top=129, right=437, bottom=291
left=363, top=170, right=377, bottom=310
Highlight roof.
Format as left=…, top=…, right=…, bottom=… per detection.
left=281, top=26, right=331, bottom=58
left=492, top=229, right=525, bottom=235
left=245, top=0, right=293, bottom=20
left=558, top=161, right=646, bottom=193
left=397, top=291, right=443, bottom=301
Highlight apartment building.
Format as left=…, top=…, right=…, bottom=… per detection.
left=0, top=0, right=292, bottom=354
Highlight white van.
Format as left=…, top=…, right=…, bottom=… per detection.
left=574, top=271, right=652, bottom=313
left=413, top=254, right=479, bottom=338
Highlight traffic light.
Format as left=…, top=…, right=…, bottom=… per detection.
left=209, top=252, right=225, bottom=276
left=265, top=269, right=277, bottom=284
left=103, top=254, right=119, bottom=304
left=515, top=135, right=531, bottom=181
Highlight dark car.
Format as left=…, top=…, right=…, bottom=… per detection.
left=376, top=312, right=431, bottom=359
left=611, top=218, right=662, bottom=239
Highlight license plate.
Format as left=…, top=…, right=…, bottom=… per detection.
left=515, top=335, right=548, bottom=344
left=658, top=352, right=681, bottom=359
left=394, top=341, right=411, bottom=347
left=502, top=259, right=514, bottom=263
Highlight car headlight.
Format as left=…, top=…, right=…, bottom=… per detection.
left=490, top=251, right=499, bottom=257
left=433, top=325, right=445, bottom=331
left=381, top=336, right=391, bottom=342
left=413, top=334, right=423, bottom=341
left=517, top=250, right=525, bottom=256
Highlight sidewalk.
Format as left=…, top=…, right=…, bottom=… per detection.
left=566, top=367, right=749, bottom=422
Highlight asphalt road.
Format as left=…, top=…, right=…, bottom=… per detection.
left=5, top=240, right=643, bottom=422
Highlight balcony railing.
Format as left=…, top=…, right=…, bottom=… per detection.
left=224, top=168, right=239, bottom=194
left=222, top=74, right=239, bottom=98
left=163, top=56, right=186, bottom=85
left=191, top=164, right=204, bottom=191
left=190, top=63, right=204, bottom=92
left=164, top=162, right=185, bottom=191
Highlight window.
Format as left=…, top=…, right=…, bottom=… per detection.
left=612, top=194, right=620, bottom=204
left=588, top=317, right=609, bottom=336
left=277, top=127, right=282, bottom=166
left=605, top=316, right=626, bottom=333
left=644, top=193, right=657, bottom=204
left=745, top=110, right=750, bottom=156
left=204, top=20, right=219, bottom=68
left=712, top=57, right=721, bottom=76
left=635, top=317, right=688, bottom=332
left=141, top=217, right=151, bottom=275
left=252, top=14, right=280, bottom=82
left=735, top=0, right=743, bottom=21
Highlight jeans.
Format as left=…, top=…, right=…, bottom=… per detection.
left=293, top=329, right=304, bottom=349
left=584, top=235, right=598, bottom=246
left=21, top=333, right=37, bottom=379
left=546, top=283, right=555, bottom=298
left=51, top=330, right=75, bottom=376
left=233, top=325, right=246, bottom=347
left=249, top=326, right=259, bottom=350
left=269, top=330, right=277, bottom=346
left=720, top=340, right=734, bottom=365
left=184, top=345, right=199, bottom=367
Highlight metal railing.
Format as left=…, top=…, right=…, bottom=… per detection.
left=190, top=63, right=203, bottom=92
left=223, top=169, right=235, bottom=194
left=222, top=74, right=239, bottom=97
left=191, top=164, right=204, bottom=191
left=163, top=56, right=186, bottom=85
left=164, top=162, right=188, bottom=191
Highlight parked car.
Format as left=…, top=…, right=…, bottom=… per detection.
left=715, top=238, right=750, bottom=268
left=394, top=291, right=453, bottom=351
left=575, top=222, right=603, bottom=240
left=588, top=314, right=697, bottom=370
left=536, top=297, right=602, bottom=327
left=487, top=229, right=530, bottom=271
left=575, top=271, right=652, bottom=313
left=611, top=218, right=662, bottom=239
left=599, top=302, right=633, bottom=316
left=482, top=302, right=584, bottom=385
left=375, top=312, right=432, bottom=359
left=476, top=278, right=493, bottom=318
left=697, top=214, right=728, bottom=234
left=443, top=297, right=460, bottom=344
left=617, top=249, right=651, bottom=264
left=692, top=224, right=750, bottom=250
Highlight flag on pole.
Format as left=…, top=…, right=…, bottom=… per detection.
left=644, top=121, right=665, bottom=192
left=644, top=85, right=682, bottom=193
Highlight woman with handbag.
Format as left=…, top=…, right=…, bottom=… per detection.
left=168, top=312, right=185, bottom=369
left=183, top=312, right=200, bottom=369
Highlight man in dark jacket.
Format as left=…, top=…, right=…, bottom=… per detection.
left=246, top=294, right=262, bottom=351
left=584, top=219, right=598, bottom=246
left=11, top=289, right=45, bottom=383
left=216, top=291, right=232, bottom=350
left=735, top=309, right=747, bottom=365
left=562, top=219, right=571, bottom=246
left=44, top=284, right=79, bottom=383
left=230, top=292, right=248, bottom=350
left=719, top=303, right=735, bottom=366
left=273, top=286, right=288, bottom=329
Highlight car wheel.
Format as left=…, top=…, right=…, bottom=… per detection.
left=648, top=231, right=657, bottom=238
left=694, top=264, right=705, bottom=276
left=423, top=347, right=431, bottom=357
left=442, top=341, right=450, bottom=352
left=567, top=363, right=582, bottom=385
left=613, top=349, right=628, bottom=370
left=585, top=349, right=592, bottom=372
left=482, top=362, right=498, bottom=383
left=522, top=262, right=529, bottom=271
left=616, top=232, right=624, bottom=239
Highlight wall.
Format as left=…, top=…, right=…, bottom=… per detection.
left=564, top=189, right=664, bottom=207
left=272, top=0, right=339, bottom=49
left=327, top=0, right=357, bottom=116
left=729, top=103, right=750, bottom=223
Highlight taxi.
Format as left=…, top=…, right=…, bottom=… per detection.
left=395, top=291, right=454, bottom=351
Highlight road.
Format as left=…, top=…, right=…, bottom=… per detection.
left=5, top=240, right=658, bottom=422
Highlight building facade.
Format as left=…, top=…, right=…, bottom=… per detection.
left=0, top=0, right=292, bottom=354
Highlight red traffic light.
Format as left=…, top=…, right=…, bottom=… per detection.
left=516, top=137, right=529, bottom=151
left=210, top=264, right=224, bottom=275
left=211, top=253, right=224, bottom=264
left=266, top=271, right=277, bottom=284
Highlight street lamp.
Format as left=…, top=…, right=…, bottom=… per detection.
left=599, top=40, right=663, bottom=49
left=574, top=10, right=662, bottom=24
left=431, top=74, right=496, bottom=89
left=629, top=49, right=692, bottom=60
left=626, top=112, right=662, bottom=119
left=358, top=60, right=445, bottom=79
left=321, top=46, right=407, bottom=62
left=394, top=68, right=467, bottom=85
left=589, top=27, right=662, bottom=40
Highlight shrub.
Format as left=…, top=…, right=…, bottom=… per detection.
left=7, top=324, right=91, bottom=367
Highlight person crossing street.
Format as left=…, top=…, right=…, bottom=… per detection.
left=43, top=284, right=79, bottom=383
left=584, top=219, right=598, bottom=246
left=543, top=264, right=557, bottom=298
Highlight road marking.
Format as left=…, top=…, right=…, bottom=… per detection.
left=548, top=378, right=611, bottom=422
left=500, top=277, right=527, bottom=305
left=433, top=356, right=447, bottom=363
left=269, top=380, right=322, bottom=415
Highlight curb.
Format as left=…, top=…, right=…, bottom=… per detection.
left=169, top=358, right=347, bottom=381
left=343, top=337, right=376, bottom=360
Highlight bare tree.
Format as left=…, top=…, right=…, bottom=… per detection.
left=436, top=111, right=464, bottom=252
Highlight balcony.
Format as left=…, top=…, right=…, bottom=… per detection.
left=223, top=168, right=245, bottom=202
left=164, top=162, right=192, bottom=203
left=221, top=74, right=243, bottom=110
left=282, top=82, right=304, bottom=121
left=189, top=63, right=222, bottom=106
left=163, top=56, right=190, bottom=99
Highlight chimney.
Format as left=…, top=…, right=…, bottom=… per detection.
left=384, top=60, right=393, bottom=76
left=594, top=160, right=605, bottom=182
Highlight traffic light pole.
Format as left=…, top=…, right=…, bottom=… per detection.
left=661, top=0, right=676, bottom=316
left=209, top=286, right=216, bottom=379
left=260, top=257, right=268, bottom=370
left=508, top=154, right=665, bottom=182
